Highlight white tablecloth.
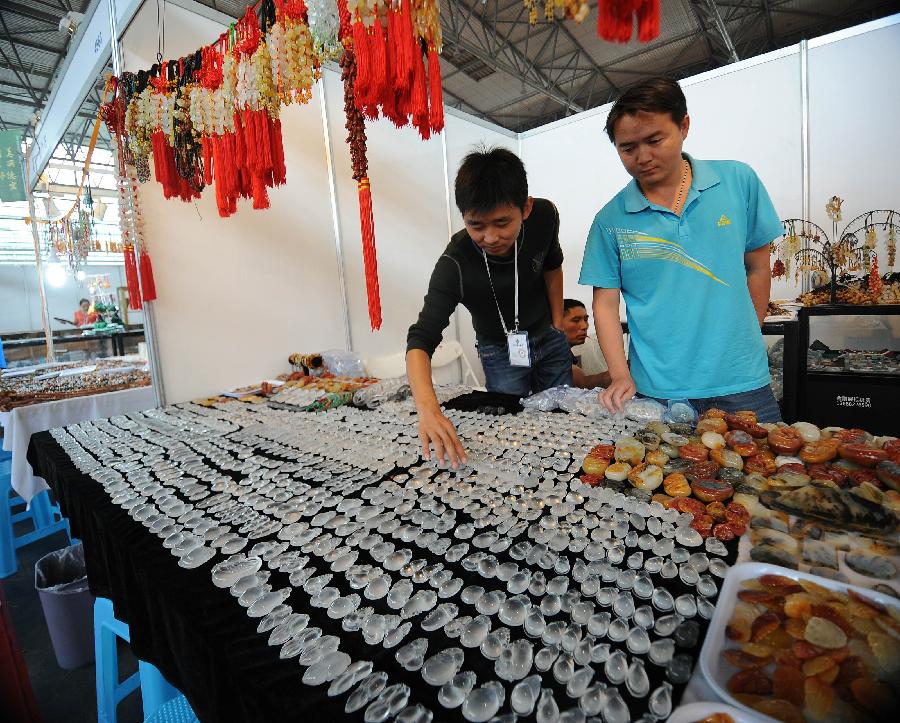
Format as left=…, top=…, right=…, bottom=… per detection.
left=0, top=386, right=155, bottom=503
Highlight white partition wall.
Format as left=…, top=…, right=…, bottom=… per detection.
left=680, top=51, right=804, bottom=303
left=520, top=104, right=626, bottom=309
left=122, top=2, right=346, bottom=402
left=808, top=20, right=900, bottom=249
left=321, top=70, right=456, bottom=382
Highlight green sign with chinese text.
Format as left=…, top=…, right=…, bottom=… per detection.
left=0, top=131, right=26, bottom=203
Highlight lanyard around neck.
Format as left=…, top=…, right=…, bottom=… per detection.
left=481, top=227, right=523, bottom=335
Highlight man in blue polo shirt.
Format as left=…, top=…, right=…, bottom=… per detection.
left=579, top=76, right=782, bottom=422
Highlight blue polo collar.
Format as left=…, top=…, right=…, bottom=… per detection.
left=623, top=153, right=721, bottom=213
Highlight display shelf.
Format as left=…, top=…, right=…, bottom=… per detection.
left=797, top=304, right=900, bottom=434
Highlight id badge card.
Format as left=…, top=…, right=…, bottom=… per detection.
left=507, top=331, right=531, bottom=367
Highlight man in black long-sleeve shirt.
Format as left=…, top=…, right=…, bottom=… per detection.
left=406, top=148, right=572, bottom=467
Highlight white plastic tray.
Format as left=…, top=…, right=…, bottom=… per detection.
left=669, top=701, right=769, bottom=723
left=698, top=562, right=900, bottom=723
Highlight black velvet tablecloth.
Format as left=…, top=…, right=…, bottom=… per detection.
left=29, top=427, right=735, bottom=723
left=29, top=430, right=350, bottom=722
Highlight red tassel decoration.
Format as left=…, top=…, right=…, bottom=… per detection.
left=352, top=20, right=372, bottom=107
left=270, top=118, right=287, bottom=186
left=369, top=16, right=388, bottom=104
left=597, top=0, right=659, bottom=42
left=636, top=0, right=660, bottom=42
left=151, top=130, right=171, bottom=195
left=390, top=2, right=410, bottom=92
left=597, top=0, right=633, bottom=43
left=381, top=43, right=405, bottom=128
left=201, top=136, right=212, bottom=185
left=138, top=251, right=157, bottom=302
left=234, top=113, right=246, bottom=179
left=251, top=173, right=270, bottom=210
left=399, top=0, right=416, bottom=91
left=427, top=46, right=444, bottom=133
left=410, top=45, right=430, bottom=140
left=358, top=179, right=382, bottom=330
left=123, top=244, right=143, bottom=310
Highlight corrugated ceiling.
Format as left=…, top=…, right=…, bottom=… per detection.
left=0, top=0, right=896, bottom=145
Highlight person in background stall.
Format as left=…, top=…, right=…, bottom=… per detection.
left=407, top=147, right=572, bottom=468
left=579, top=76, right=783, bottom=422
left=562, top=298, right=612, bottom=389
left=74, top=298, right=98, bottom=327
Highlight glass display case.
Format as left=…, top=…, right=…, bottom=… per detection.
left=762, top=319, right=799, bottom=423
left=797, top=305, right=900, bottom=434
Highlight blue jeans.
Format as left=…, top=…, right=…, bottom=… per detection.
left=647, top=384, right=782, bottom=424
left=477, top=326, right=573, bottom=397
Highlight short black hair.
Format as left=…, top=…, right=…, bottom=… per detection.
left=564, top=299, right=586, bottom=313
left=79, top=298, right=90, bottom=305
left=605, top=76, right=688, bottom=143
left=454, top=146, right=528, bottom=215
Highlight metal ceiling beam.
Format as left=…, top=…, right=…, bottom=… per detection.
left=0, top=35, right=65, bottom=55
left=690, top=0, right=740, bottom=63
left=0, top=1, right=63, bottom=26
left=442, top=0, right=585, bottom=114
left=0, top=61, right=55, bottom=81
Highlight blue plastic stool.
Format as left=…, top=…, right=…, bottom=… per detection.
left=94, top=597, right=199, bottom=723
left=1, top=458, right=73, bottom=578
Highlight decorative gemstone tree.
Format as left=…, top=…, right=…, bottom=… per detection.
left=772, top=196, right=899, bottom=305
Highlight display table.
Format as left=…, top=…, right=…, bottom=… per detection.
left=27, top=401, right=738, bottom=723
left=2, top=329, right=145, bottom=363
left=2, top=386, right=155, bottom=503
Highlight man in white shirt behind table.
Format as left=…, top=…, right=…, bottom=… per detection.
left=562, top=298, right=612, bottom=389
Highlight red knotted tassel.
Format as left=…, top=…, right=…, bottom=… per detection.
left=352, top=20, right=372, bottom=107
left=410, top=46, right=430, bottom=140
left=270, top=118, right=287, bottom=186
left=395, top=69, right=412, bottom=120
left=123, top=244, right=143, bottom=310
left=233, top=115, right=245, bottom=168
left=427, top=46, right=444, bottom=133
left=597, top=0, right=634, bottom=43
left=636, top=0, right=660, bottom=42
left=151, top=130, right=172, bottom=195
left=399, top=0, right=416, bottom=91
left=368, top=17, right=388, bottom=105
left=201, top=135, right=213, bottom=185
left=381, top=41, right=405, bottom=128
left=389, top=3, right=410, bottom=92
left=358, top=178, right=381, bottom=331
left=251, top=173, right=270, bottom=210
left=255, top=110, right=274, bottom=175
left=138, top=251, right=157, bottom=302
left=241, top=109, right=259, bottom=174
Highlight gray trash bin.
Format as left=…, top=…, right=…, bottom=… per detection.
left=34, top=542, right=95, bottom=669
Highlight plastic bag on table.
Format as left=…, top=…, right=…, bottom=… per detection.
left=35, top=542, right=89, bottom=594
left=573, top=390, right=616, bottom=419
left=558, top=387, right=596, bottom=413
left=662, top=399, right=697, bottom=425
left=521, top=385, right=570, bottom=412
left=623, top=397, right=667, bottom=423
left=321, top=349, right=367, bottom=378
left=353, top=377, right=411, bottom=408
